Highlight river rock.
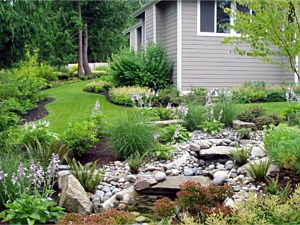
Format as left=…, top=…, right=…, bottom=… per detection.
left=213, top=171, right=228, bottom=185
left=126, top=175, right=137, bottom=183
left=189, top=143, right=201, bottom=151
left=134, top=177, right=157, bottom=192
left=184, top=168, right=194, bottom=176
left=139, top=176, right=212, bottom=196
left=199, top=146, right=235, bottom=160
left=233, top=120, right=256, bottom=129
left=251, top=146, right=266, bottom=158
left=59, top=174, right=92, bottom=214
left=154, top=172, right=166, bottom=182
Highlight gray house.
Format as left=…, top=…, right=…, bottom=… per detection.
left=124, top=0, right=296, bottom=92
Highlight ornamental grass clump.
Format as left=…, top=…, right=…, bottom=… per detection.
left=105, top=110, right=156, bottom=158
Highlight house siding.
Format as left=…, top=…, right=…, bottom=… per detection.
left=181, top=0, right=294, bottom=91
left=156, top=1, right=178, bottom=86
left=129, top=29, right=136, bottom=50
left=145, top=7, right=154, bottom=44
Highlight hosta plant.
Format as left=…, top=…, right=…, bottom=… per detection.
left=197, top=119, right=224, bottom=135
left=159, top=124, right=190, bottom=143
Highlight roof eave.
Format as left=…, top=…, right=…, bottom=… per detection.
left=123, top=21, right=143, bottom=35
left=132, top=0, right=160, bottom=18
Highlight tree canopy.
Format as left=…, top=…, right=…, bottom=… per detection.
left=223, top=0, right=300, bottom=81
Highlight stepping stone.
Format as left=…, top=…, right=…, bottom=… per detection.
left=199, top=146, right=236, bottom=160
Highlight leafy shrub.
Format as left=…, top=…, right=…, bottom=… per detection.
left=197, top=119, right=224, bottom=135
left=110, top=43, right=173, bottom=89
left=69, top=64, right=78, bottom=77
left=183, top=104, right=207, bottom=131
left=105, top=110, right=156, bottom=158
left=213, top=98, right=238, bottom=126
left=159, top=124, right=190, bottom=143
left=109, top=86, right=150, bottom=106
left=0, top=100, right=19, bottom=132
left=63, top=122, right=98, bottom=157
left=127, top=152, right=147, bottom=174
left=255, top=113, right=283, bottom=129
left=284, top=104, right=300, bottom=127
left=0, top=193, right=65, bottom=225
left=153, top=87, right=181, bottom=107
left=264, top=124, right=300, bottom=173
left=25, top=140, right=69, bottom=168
left=153, top=105, right=177, bottom=120
left=153, top=197, right=178, bottom=219
left=59, top=209, right=135, bottom=225
left=236, top=128, right=252, bottom=139
left=68, top=158, right=103, bottom=192
left=149, top=144, right=175, bottom=160
left=264, top=175, right=292, bottom=199
left=94, top=65, right=110, bottom=72
left=237, top=106, right=266, bottom=123
left=204, top=186, right=300, bottom=225
left=176, top=182, right=233, bottom=217
left=230, top=147, right=250, bottom=167
left=21, top=121, right=59, bottom=146
left=247, top=159, right=271, bottom=182
left=265, top=86, right=286, bottom=102
left=84, top=80, right=112, bottom=93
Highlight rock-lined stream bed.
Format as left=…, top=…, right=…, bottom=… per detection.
left=58, top=122, right=280, bottom=224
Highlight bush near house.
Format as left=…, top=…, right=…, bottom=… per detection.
left=110, top=43, right=173, bottom=90
left=109, top=86, right=150, bottom=106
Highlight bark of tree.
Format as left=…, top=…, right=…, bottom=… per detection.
left=83, top=22, right=92, bottom=75
left=77, top=1, right=84, bottom=76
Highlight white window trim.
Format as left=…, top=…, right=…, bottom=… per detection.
left=153, top=4, right=156, bottom=43
left=197, top=0, right=241, bottom=37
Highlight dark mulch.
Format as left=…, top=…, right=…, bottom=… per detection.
left=268, top=168, right=300, bottom=193
left=72, top=139, right=119, bottom=167
left=19, top=98, right=55, bottom=124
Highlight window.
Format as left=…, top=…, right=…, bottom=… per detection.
left=198, top=0, right=250, bottom=35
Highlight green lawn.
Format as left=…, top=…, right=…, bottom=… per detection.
left=237, top=101, right=298, bottom=116
left=42, top=80, right=128, bottom=134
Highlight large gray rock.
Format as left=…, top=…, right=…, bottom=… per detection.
left=134, top=177, right=157, bottom=192
left=213, top=171, right=228, bottom=185
left=251, top=146, right=266, bottom=158
left=154, top=172, right=167, bottom=182
left=189, top=143, right=201, bottom=151
left=165, top=152, right=190, bottom=169
left=208, top=139, right=223, bottom=146
left=59, top=174, right=92, bottom=214
left=139, top=176, right=212, bottom=196
left=198, top=140, right=213, bottom=149
left=233, top=120, right=256, bottom=130
left=200, top=146, right=235, bottom=160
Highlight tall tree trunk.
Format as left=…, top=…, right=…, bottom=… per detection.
left=77, top=1, right=84, bottom=76
left=83, top=23, right=92, bottom=75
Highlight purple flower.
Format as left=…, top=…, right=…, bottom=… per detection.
left=28, top=161, right=44, bottom=187
left=218, top=109, right=223, bottom=121
left=0, top=169, right=7, bottom=181
left=47, top=154, right=60, bottom=179
left=11, top=172, right=17, bottom=185
left=17, top=162, right=26, bottom=178
left=178, top=104, right=188, bottom=118
left=92, top=99, right=101, bottom=115
left=166, top=102, right=172, bottom=109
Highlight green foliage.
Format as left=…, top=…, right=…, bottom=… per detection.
left=214, top=98, right=238, bottom=126
left=109, top=86, right=149, bottom=106
left=0, top=101, right=19, bottom=132
left=255, top=113, right=283, bottom=129
left=284, top=104, right=300, bottom=127
left=105, top=110, right=156, bottom=158
left=204, top=186, right=300, bottom=225
left=63, top=122, right=98, bottom=156
left=94, top=65, right=110, bottom=72
left=197, top=120, right=224, bottom=135
left=149, top=144, right=175, bottom=160
left=25, top=140, right=69, bottom=168
left=176, top=182, right=233, bottom=217
left=264, top=175, right=292, bottom=199
left=153, top=87, right=181, bottom=107
left=127, top=152, right=147, bottom=174
left=84, top=80, right=112, bottom=93
left=223, top=0, right=300, bottom=80
left=236, top=128, right=251, bottom=139
left=110, top=43, right=173, bottom=89
left=68, top=158, right=103, bottom=193
left=0, top=193, right=65, bottom=225
left=264, top=124, right=300, bottom=173
left=183, top=104, right=208, bottom=131
left=0, top=152, right=30, bottom=210
left=153, top=106, right=177, bottom=120
left=21, top=121, right=59, bottom=146
left=159, top=124, right=190, bottom=143
left=247, top=159, right=271, bottom=182
left=237, top=106, right=266, bottom=123
left=230, top=148, right=250, bottom=167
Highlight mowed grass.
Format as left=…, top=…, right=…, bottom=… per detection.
left=42, top=80, right=128, bottom=134
left=237, top=101, right=298, bottom=116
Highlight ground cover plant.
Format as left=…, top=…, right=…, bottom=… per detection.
left=109, top=86, right=150, bottom=106
left=84, top=80, right=112, bottom=93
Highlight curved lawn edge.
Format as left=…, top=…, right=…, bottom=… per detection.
left=41, top=80, right=128, bottom=135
